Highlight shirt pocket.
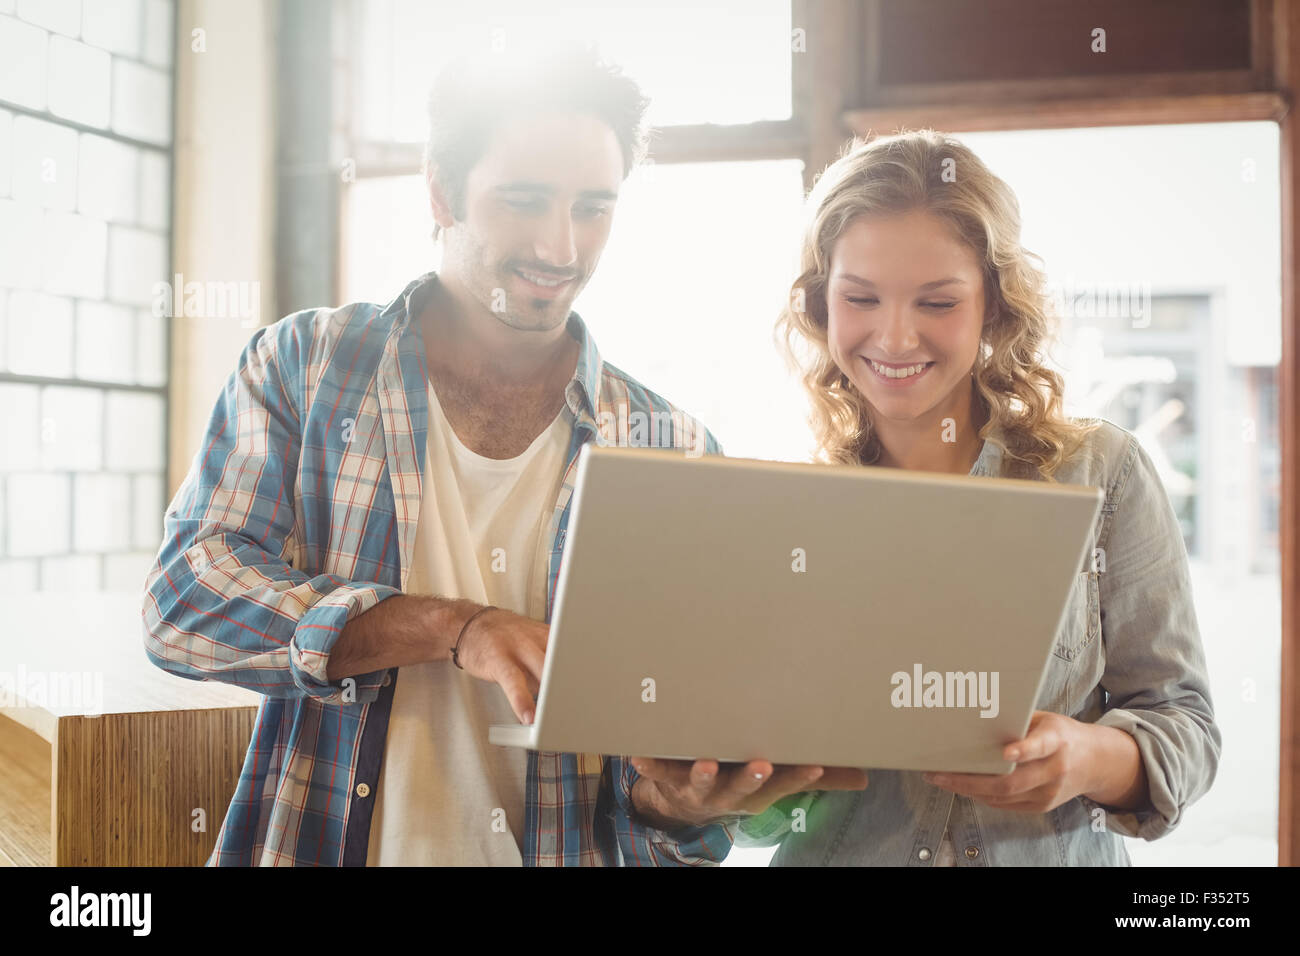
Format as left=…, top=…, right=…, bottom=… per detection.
left=1051, top=570, right=1100, bottom=663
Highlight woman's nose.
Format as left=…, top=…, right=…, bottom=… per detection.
left=876, top=306, right=920, bottom=356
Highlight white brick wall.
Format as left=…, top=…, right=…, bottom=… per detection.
left=82, top=0, right=142, bottom=58
left=7, top=471, right=71, bottom=555
left=6, top=290, right=73, bottom=376
left=0, top=14, right=49, bottom=109
left=16, top=0, right=79, bottom=38
left=111, top=57, right=170, bottom=145
left=78, top=132, right=140, bottom=224
left=75, top=299, right=135, bottom=382
left=12, top=114, right=78, bottom=211
left=48, top=35, right=111, bottom=127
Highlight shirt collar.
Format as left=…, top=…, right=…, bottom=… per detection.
left=969, top=423, right=1006, bottom=478
left=386, top=270, right=605, bottom=423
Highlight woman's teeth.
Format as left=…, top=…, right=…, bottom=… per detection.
left=515, top=268, right=568, bottom=288
left=870, top=359, right=931, bottom=379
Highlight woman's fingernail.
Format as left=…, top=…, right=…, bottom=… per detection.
left=1007, top=749, right=1020, bottom=760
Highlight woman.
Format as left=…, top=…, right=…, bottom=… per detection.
left=736, top=129, right=1221, bottom=865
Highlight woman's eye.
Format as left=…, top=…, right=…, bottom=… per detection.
left=842, top=297, right=956, bottom=309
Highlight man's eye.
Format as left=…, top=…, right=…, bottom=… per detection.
left=575, top=204, right=610, bottom=219
left=504, top=198, right=543, bottom=212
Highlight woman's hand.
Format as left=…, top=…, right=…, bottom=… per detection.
left=921, top=710, right=1145, bottom=813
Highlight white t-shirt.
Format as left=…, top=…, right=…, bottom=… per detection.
left=365, top=380, right=570, bottom=865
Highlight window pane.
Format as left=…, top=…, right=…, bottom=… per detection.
left=137, top=149, right=169, bottom=230
left=141, top=0, right=173, bottom=69
left=104, top=390, right=163, bottom=471
left=356, top=0, right=792, bottom=143
left=43, top=210, right=108, bottom=298
left=6, top=471, right=70, bottom=555
left=0, top=382, right=40, bottom=469
left=7, top=290, right=73, bottom=376
left=82, top=0, right=144, bottom=58
left=16, top=0, right=80, bottom=38
left=42, top=385, right=104, bottom=470
left=131, top=472, right=162, bottom=550
left=76, top=300, right=136, bottom=382
left=0, top=1, right=174, bottom=596
left=0, top=560, right=40, bottom=592
left=73, top=471, right=132, bottom=550
left=107, top=225, right=166, bottom=305
left=0, top=14, right=49, bottom=109
left=48, top=35, right=111, bottom=128
left=79, top=133, right=140, bottom=224
left=134, top=308, right=166, bottom=385
left=342, top=173, right=437, bottom=305
left=0, top=108, right=13, bottom=198
left=958, top=122, right=1280, bottom=867
left=111, top=59, right=172, bottom=145
left=574, top=159, right=807, bottom=460
left=0, top=199, right=45, bottom=289
left=13, top=114, right=78, bottom=210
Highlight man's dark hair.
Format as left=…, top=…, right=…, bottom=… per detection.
left=425, top=43, right=650, bottom=239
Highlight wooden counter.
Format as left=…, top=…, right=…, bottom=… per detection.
left=0, top=593, right=261, bottom=865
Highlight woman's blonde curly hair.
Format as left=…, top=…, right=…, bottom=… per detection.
left=776, top=128, right=1096, bottom=480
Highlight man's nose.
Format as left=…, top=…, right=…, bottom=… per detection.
left=534, top=208, right=577, bottom=268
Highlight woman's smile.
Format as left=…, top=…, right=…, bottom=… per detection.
left=863, top=357, right=937, bottom=386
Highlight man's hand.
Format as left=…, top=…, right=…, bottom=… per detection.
left=628, top=757, right=869, bottom=829
left=454, top=607, right=549, bottom=724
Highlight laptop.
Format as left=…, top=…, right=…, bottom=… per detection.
left=489, top=443, right=1103, bottom=774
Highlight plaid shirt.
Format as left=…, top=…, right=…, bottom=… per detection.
left=142, top=271, right=735, bottom=865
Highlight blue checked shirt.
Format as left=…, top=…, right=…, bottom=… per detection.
left=142, top=271, right=735, bottom=865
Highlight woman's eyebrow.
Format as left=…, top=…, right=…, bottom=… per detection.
left=833, top=274, right=967, bottom=291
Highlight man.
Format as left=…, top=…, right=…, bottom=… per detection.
left=143, top=45, right=864, bottom=866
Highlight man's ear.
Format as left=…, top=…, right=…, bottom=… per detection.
left=426, top=166, right=457, bottom=229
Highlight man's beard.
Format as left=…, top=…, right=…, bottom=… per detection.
left=492, top=265, right=580, bottom=331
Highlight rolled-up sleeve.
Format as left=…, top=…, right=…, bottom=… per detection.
left=597, top=756, right=734, bottom=865
left=1081, top=433, right=1222, bottom=840
left=142, top=315, right=399, bottom=704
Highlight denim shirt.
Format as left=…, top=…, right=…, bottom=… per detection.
left=735, top=418, right=1221, bottom=866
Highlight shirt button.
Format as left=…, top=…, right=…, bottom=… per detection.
left=355, top=783, right=371, bottom=798
left=965, top=846, right=980, bottom=859
left=382, top=673, right=392, bottom=686
left=918, top=847, right=931, bottom=860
